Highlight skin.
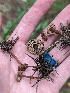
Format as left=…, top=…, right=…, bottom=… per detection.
left=0, top=0, right=70, bottom=93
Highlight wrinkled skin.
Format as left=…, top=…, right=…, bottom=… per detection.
left=0, top=0, right=70, bottom=93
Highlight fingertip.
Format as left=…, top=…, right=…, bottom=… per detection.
left=65, top=4, right=70, bottom=9
left=0, top=12, right=2, bottom=31
left=33, top=0, right=56, bottom=14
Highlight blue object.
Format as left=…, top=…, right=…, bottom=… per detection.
left=43, top=54, right=58, bottom=68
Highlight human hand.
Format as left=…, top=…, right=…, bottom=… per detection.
left=0, top=0, right=70, bottom=93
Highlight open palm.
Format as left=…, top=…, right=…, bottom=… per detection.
left=0, top=0, right=70, bottom=93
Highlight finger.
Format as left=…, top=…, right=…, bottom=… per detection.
left=0, top=13, right=9, bottom=93
left=49, top=44, right=70, bottom=64
left=0, top=52, right=10, bottom=93
left=0, top=12, right=2, bottom=31
left=10, top=0, right=55, bottom=42
left=42, top=55, right=70, bottom=93
left=37, top=4, right=70, bottom=48
left=48, top=5, right=70, bottom=64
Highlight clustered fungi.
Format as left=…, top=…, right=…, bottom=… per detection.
left=41, top=23, right=61, bottom=41
left=26, top=39, right=44, bottom=55
left=0, top=36, right=19, bottom=52
left=59, top=22, right=70, bottom=49
left=0, top=22, right=70, bottom=93
left=26, top=53, right=58, bottom=82
left=0, top=36, right=19, bottom=61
